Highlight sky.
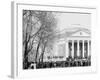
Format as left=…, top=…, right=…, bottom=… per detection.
left=55, top=12, right=91, bottom=31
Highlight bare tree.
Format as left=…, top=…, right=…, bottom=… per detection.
left=35, top=12, right=57, bottom=63
left=23, top=10, right=57, bottom=69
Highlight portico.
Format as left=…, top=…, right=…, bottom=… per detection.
left=67, top=39, right=91, bottom=59
left=66, top=29, right=91, bottom=59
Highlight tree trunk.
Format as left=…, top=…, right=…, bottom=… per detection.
left=41, top=44, right=46, bottom=63
left=35, top=41, right=41, bottom=63
left=23, top=40, right=28, bottom=69
left=23, top=33, right=30, bottom=69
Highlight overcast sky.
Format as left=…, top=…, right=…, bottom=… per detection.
left=55, top=12, right=91, bottom=31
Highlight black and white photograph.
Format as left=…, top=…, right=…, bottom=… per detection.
left=0, top=0, right=99, bottom=79
left=11, top=2, right=97, bottom=78
left=23, top=10, right=91, bottom=69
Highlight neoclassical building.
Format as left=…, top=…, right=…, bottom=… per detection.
left=44, top=28, right=91, bottom=62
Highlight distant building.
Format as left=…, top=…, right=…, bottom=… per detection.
left=44, top=28, right=91, bottom=62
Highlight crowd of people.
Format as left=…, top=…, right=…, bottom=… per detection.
left=28, top=57, right=91, bottom=69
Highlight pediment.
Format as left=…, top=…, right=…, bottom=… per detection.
left=71, top=30, right=90, bottom=37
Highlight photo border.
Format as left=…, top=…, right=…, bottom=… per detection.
left=11, top=1, right=97, bottom=78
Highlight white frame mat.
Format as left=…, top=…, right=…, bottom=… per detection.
left=11, top=1, right=97, bottom=78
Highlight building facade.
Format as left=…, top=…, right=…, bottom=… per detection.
left=44, top=28, right=91, bottom=62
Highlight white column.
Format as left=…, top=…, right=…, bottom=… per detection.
left=82, top=40, right=84, bottom=58
left=66, top=41, right=68, bottom=58
left=88, top=40, right=90, bottom=57
left=72, top=40, right=74, bottom=58
left=77, top=40, right=79, bottom=57
left=89, top=41, right=91, bottom=56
